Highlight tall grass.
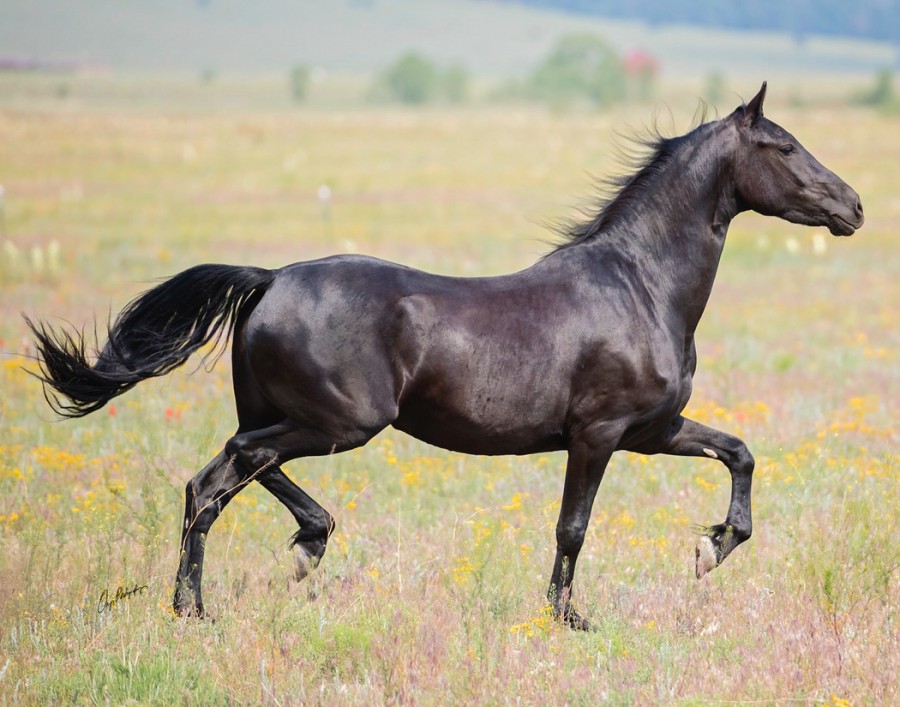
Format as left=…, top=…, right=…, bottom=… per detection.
left=0, top=79, right=896, bottom=704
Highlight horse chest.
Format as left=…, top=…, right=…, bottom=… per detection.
left=570, top=330, right=694, bottom=432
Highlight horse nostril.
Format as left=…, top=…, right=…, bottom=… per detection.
left=855, top=198, right=864, bottom=218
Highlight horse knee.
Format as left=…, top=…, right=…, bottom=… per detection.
left=728, top=442, right=754, bottom=477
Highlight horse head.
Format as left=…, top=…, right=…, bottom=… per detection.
left=731, top=82, right=864, bottom=236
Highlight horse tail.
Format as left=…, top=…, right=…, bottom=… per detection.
left=25, top=264, right=276, bottom=418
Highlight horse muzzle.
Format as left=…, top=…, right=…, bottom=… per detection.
left=825, top=191, right=864, bottom=236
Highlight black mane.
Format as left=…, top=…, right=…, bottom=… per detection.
left=552, top=109, right=716, bottom=252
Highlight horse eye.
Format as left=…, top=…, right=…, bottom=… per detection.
left=779, top=144, right=795, bottom=156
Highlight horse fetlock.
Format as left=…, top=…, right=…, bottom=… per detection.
left=173, top=589, right=204, bottom=618
left=546, top=582, right=594, bottom=632
left=174, top=602, right=205, bottom=619
left=563, top=604, right=595, bottom=632
left=548, top=599, right=595, bottom=632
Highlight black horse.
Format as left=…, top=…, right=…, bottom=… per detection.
left=27, top=84, right=863, bottom=629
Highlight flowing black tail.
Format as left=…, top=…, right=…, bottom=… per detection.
left=25, top=264, right=276, bottom=418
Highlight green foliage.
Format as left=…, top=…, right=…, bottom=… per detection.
left=387, top=53, right=439, bottom=104
left=32, top=648, right=224, bottom=704
left=524, top=33, right=626, bottom=108
left=289, top=64, right=311, bottom=103
left=377, top=53, right=469, bottom=105
left=856, top=67, right=895, bottom=110
left=442, top=65, right=470, bottom=104
left=704, top=71, right=727, bottom=106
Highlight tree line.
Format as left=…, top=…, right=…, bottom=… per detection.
left=517, top=0, right=900, bottom=46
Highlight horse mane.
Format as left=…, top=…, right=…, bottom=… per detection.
left=550, top=103, right=716, bottom=252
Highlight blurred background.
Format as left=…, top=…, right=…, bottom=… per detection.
left=2, top=0, right=897, bottom=280
left=1, top=0, right=898, bottom=109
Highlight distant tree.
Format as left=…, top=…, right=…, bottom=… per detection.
left=704, top=71, right=727, bottom=106
left=441, top=65, right=469, bottom=104
left=376, top=54, right=470, bottom=105
left=289, top=65, right=311, bottom=103
left=526, top=34, right=625, bottom=107
left=858, top=67, right=894, bottom=108
left=516, top=1, right=900, bottom=46
left=383, top=53, right=440, bottom=105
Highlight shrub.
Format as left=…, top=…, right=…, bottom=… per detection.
left=525, top=34, right=626, bottom=108
left=383, top=53, right=440, bottom=105
left=857, top=67, right=894, bottom=108
left=704, top=71, right=727, bottom=106
left=289, top=64, right=311, bottom=103
left=377, top=53, right=470, bottom=105
left=441, top=65, right=469, bottom=104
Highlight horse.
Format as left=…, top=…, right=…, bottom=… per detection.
left=26, top=83, right=863, bottom=629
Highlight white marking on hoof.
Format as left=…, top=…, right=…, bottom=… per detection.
left=292, top=543, right=318, bottom=582
left=695, top=536, right=718, bottom=579
left=702, top=448, right=718, bottom=459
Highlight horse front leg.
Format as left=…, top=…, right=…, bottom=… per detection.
left=548, top=436, right=616, bottom=631
left=633, top=415, right=755, bottom=578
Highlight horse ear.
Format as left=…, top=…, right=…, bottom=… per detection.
left=741, top=81, right=767, bottom=127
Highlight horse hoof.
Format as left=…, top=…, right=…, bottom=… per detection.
left=568, top=613, right=596, bottom=632
left=557, top=604, right=596, bottom=632
left=173, top=603, right=204, bottom=619
left=695, top=536, right=718, bottom=579
left=292, top=542, right=321, bottom=582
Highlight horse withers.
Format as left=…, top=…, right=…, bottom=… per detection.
left=27, top=83, right=863, bottom=629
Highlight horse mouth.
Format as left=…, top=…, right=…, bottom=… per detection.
left=827, top=214, right=861, bottom=237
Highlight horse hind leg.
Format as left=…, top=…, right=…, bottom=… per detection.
left=175, top=450, right=250, bottom=616
left=172, top=440, right=332, bottom=616
left=257, top=469, right=335, bottom=581
left=174, top=414, right=388, bottom=616
left=225, top=418, right=387, bottom=579
left=226, top=302, right=336, bottom=580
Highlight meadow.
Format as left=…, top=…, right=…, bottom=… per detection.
left=0, top=78, right=897, bottom=704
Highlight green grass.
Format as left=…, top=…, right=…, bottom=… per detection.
left=0, top=77, right=897, bottom=704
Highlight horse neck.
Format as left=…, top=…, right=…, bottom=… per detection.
left=598, top=128, right=739, bottom=335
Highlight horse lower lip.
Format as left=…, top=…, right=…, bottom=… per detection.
left=829, top=215, right=856, bottom=236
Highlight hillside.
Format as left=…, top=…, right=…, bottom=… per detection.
left=0, top=0, right=895, bottom=78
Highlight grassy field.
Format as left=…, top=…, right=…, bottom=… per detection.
left=0, top=80, right=897, bottom=704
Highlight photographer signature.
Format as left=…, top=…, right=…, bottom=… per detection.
left=98, top=583, right=148, bottom=614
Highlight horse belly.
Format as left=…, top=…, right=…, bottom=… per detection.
left=392, top=357, right=569, bottom=456
left=393, top=402, right=566, bottom=455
